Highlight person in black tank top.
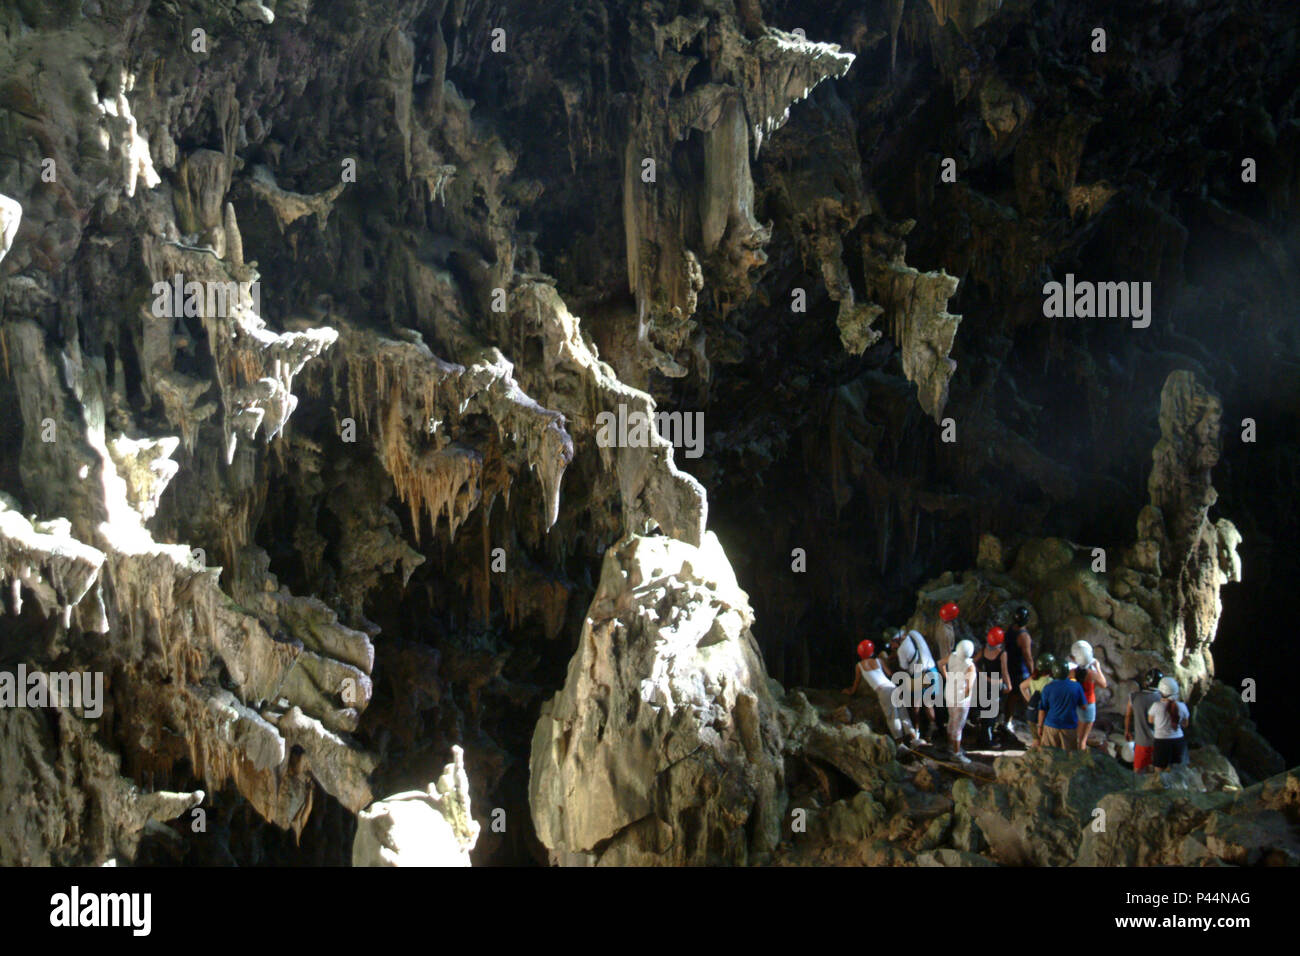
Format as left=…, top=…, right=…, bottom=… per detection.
left=1004, top=606, right=1034, bottom=732
left=973, top=628, right=1012, bottom=749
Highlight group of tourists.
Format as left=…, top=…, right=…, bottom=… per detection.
left=844, top=600, right=1190, bottom=772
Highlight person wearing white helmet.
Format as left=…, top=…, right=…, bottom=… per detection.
left=1147, top=676, right=1190, bottom=769
left=1069, top=640, right=1108, bottom=750
left=939, top=639, right=977, bottom=764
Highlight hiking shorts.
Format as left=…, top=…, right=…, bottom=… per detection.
left=899, top=668, right=940, bottom=710
left=1153, top=737, right=1186, bottom=769
left=1076, top=702, right=1096, bottom=723
left=920, top=667, right=941, bottom=706
left=1041, top=725, right=1078, bottom=750
left=1133, top=743, right=1154, bottom=772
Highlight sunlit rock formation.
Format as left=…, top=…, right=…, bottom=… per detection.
left=530, top=532, right=785, bottom=865
left=353, top=745, right=480, bottom=866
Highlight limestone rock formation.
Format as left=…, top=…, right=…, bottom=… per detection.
left=0, top=708, right=203, bottom=867
left=927, top=0, right=1007, bottom=35
left=861, top=224, right=963, bottom=423
left=530, top=532, right=785, bottom=865
left=1131, top=371, right=1241, bottom=697
left=0, top=492, right=106, bottom=629
left=622, top=8, right=855, bottom=377
left=1188, top=681, right=1285, bottom=784
left=250, top=165, right=348, bottom=233
left=950, top=746, right=1300, bottom=867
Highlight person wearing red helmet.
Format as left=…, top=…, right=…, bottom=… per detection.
left=931, top=602, right=961, bottom=739
left=973, top=626, right=1012, bottom=749
left=843, top=638, right=923, bottom=749
left=935, top=602, right=960, bottom=658
left=939, top=639, right=977, bottom=763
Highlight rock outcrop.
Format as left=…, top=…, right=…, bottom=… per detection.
left=1128, top=371, right=1241, bottom=698
left=0, top=708, right=203, bottom=867
left=861, top=223, right=963, bottom=423
left=623, top=12, right=856, bottom=379
left=1077, top=768, right=1300, bottom=866
left=530, top=532, right=786, bottom=865
left=971, top=749, right=1131, bottom=866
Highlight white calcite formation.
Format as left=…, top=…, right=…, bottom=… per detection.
left=0, top=193, right=20, bottom=265
left=353, top=746, right=481, bottom=866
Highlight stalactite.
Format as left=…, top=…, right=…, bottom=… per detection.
left=335, top=323, right=572, bottom=547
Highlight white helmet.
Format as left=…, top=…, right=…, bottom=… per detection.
left=1071, top=640, right=1094, bottom=666
left=955, top=639, right=975, bottom=659
left=1158, top=676, right=1180, bottom=699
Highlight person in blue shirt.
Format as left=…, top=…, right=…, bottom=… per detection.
left=1018, top=653, right=1057, bottom=748
left=1033, top=660, right=1087, bottom=751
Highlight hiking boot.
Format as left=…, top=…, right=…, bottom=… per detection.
left=955, top=751, right=972, bottom=765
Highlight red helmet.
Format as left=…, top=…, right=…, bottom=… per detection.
left=939, top=602, right=960, bottom=622
left=857, top=639, right=874, bottom=660
left=986, top=627, right=1005, bottom=645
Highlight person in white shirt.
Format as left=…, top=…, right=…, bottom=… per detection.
left=1147, top=676, right=1190, bottom=769
left=939, top=639, right=977, bottom=764
left=844, top=639, right=923, bottom=749
left=889, top=628, right=940, bottom=742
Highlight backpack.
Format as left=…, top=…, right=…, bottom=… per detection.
left=904, top=631, right=932, bottom=673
